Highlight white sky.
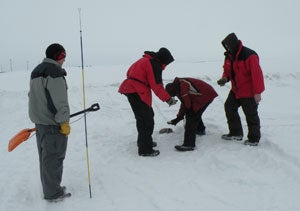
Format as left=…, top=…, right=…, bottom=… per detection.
left=0, top=0, right=299, bottom=71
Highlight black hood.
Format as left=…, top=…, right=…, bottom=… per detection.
left=222, top=33, right=240, bottom=55
left=144, top=51, right=156, bottom=58
left=155, top=47, right=174, bottom=65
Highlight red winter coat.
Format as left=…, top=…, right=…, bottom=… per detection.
left=118, top=52, right=170, bottom=106
left=173, top=77, right=218, bottom=117
left=222, top=41, right=265, bottom=98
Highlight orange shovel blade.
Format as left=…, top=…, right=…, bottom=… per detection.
left=8, top=128, right=36, bottom=152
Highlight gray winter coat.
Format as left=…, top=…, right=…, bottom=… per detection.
left=28, top=58, right=70, bottom=125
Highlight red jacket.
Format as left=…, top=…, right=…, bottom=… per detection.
left=222, top=41, right=265, bottom=98
left=118, top=53, right=170, bottom=106
left=173, top=77, right=218, bottom=117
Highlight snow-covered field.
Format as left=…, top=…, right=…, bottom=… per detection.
left=1, top=60, right=300, bottom=211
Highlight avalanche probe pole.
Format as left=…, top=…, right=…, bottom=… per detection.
left=78, top=8, right=92, bottom=198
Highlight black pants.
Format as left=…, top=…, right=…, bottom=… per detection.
left=36, top=124, right=68, bottom=199
left=224, top=91, right=261, bottom=142
left=127, top=93, right=155, bottom=154
left=183, top=103, right=210, bottom=147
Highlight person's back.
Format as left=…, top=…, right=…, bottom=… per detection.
left=29, top=59, right=69, bottom=126
left=166, top=77, right=218, bottom=114
left=182, top=77, right=218, bottom=104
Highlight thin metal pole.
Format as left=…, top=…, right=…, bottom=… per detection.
left=78, top=8, right=92, bottom=198
left=10, top=59, right=12, bottom=72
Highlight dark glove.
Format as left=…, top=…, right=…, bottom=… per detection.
left=167, top=116, right=184, bottom=126
left=166, top=97, right=178, bottom=106
left=217, top=77, right=228, bottom=86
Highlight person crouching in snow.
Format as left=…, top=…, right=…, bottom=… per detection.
left=118, top=47, right=177, bottom=157
left=165, top=77, right=218, bottom=151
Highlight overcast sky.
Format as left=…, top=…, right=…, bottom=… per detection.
left=0, top=0, right=299, bottom=71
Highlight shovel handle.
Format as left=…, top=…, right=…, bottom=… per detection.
left=87, top=103, right=100, bottom=112
left=8, top=103, right=100, bottom=152
left=70, top=103, right=100, bottom=118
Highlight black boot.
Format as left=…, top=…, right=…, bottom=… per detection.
left=44, top=187, right=71, bottom=202
left=221, top=133, right=243, bottom=141
left=139, top=149, right=160, bottom=157
left=244, top=140, right=259, bottom=146
left=175, top=145, right=195, bottom=151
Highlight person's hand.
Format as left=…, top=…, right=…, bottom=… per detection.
left=254, top=94, right=261, bottom=104
left=167, top=116, right=183, bottom=126
left=166, top=97, right=178, bottom=106
left=217, top=77, right=228, bottom=86
left=60, top=121, right=71, bottom=136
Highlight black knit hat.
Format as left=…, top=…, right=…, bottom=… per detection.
left=155, top=47, right=174, bottom=65
left=221, top=33, right=239, bottom=55
left=165, top=83, right=175, bottom=96
left=165, top=80, right=180, bottom=97
left=46, top=43, right=66, bottom=61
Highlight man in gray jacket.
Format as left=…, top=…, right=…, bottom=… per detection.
left=28, top=43, right=71, bottom=202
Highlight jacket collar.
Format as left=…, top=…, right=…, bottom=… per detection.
left=43, top=58, right=62, bottom=67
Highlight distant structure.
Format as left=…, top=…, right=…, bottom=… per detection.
left=10, top=59, right=13, bottom=72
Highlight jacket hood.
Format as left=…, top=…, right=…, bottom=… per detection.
left=155, top=47, right=174, bottom=65
left=144, top=51, right=156, bottom=58
left=222, top=33, right=240, bottom=55
left=144, top=48, right=174, bottom=66
left=42, top=58, right=66, bottom=75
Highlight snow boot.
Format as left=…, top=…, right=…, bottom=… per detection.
left=175, top=145, right=195, bottom=151
left=159, top=128, right=173, bottom=134
left=221, top=134, right=243, bottom=141
left=244, top=140, right=259, bottom=146
left=46, top=192, right=71, bottom=202
left=139, top=149, right=160, bottom=157
left=45, top=186, right=71, bottom=202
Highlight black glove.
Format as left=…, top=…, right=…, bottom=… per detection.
left=166, top=97, right=178, bottom=106
left=217, top=77, right=228, bottom=86
left=167, top=116, right=184, bottom=126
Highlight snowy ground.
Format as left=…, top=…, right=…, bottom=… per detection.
left=1, top=60, right=300, bottom=211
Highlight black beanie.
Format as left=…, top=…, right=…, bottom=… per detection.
left=165, top=83, right=175, bottom=97
left=221, top=33, right=239, bottom=55
left=166, top=80, right=180, bottom=97
left=46, top=43, right=66, bottom=61
left=155, top=47, right=174, bottom=65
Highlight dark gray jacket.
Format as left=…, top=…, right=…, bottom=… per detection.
left=28, top=58, right=70, bottom=125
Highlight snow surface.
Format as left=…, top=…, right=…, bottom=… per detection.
left=1, top=59, right=300, bottom=211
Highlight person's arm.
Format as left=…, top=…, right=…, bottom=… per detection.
left=217, top=52, right=231, bottom=86
left=46, top=75, right=70, bottom=124
left=147, top=60, right=171, bottom=102
left=249, top=55, right=265, bottom=103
